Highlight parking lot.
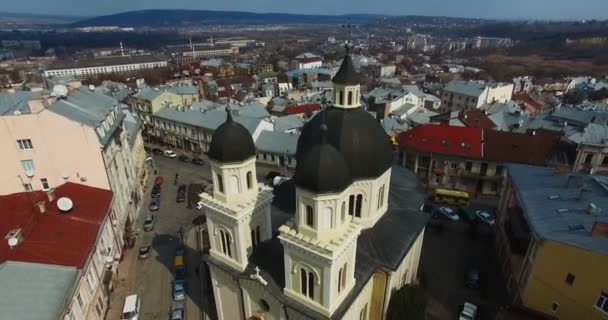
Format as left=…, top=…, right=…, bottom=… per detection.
left=420, top=202, right=509, bottom=320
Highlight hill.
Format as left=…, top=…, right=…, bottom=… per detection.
left=72, top=9, right=384, bottom=27
left=0, top=12, right=84, bottom=25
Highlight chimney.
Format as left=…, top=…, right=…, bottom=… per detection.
left=36, top=201, right=46, bottom=213
left=46, top=189, right=55, bottom=202
left=591, top=222, right=608, bottom=238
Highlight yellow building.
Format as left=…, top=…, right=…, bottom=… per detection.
left=130, top=84, right=200, bottom=132
left=496, top=164, right=608, bottom=320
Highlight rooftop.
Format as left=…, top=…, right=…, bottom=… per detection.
left=133, top=84, right=198, bottom=101
left=46, top=54, right=166, bottom=70
left=396, top=124, right=483, bottom=158
left=0, top=182, right=113, bottom=268
left=507, top=164, right=608, bottom=255
left=443, top=80, right=486, bottom=97
left=153, top=104, right=263, bottom=133
left=283, top=103, right=321, bottom=115
left=255, top=130, right=299, bottom=155
left=0, top=91, right=41, bottom=115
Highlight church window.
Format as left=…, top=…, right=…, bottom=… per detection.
left=219, top=229, right=232, bottom=257
left=251, top=226, right=261, bottom=248
left=338, top=263, right=347, bottom=293
left=355, top=194, right=363, bottom=217
left=339, top=91, right=344, bottom=105
left=377, top=185, right=385, bottom=209
left=229, top=175, right=240, bottom=193
left=246, top=171, right=253, bottom=189
left=349, top=195, right=355, bottom=216
left=348, top=91, right=353, bottom=105
left=305, top=205, right=314, bottom=227
left=216, top=174, right=224, bottom=193
left=300, top=268, right=315, bottom=299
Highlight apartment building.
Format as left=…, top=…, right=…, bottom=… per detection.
left=44, top=55, right=168, bottom=77
left=441, top=80, right=514, bottom=112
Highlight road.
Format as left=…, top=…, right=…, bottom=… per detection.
left=106, top=150, right=290, bottom=320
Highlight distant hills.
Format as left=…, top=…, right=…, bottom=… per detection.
left=0, top=12, right=84, bottom=25
left=72, top=9, right=385, bottom=27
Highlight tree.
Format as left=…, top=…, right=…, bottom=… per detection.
left=386, top=285, right=427, bottom=320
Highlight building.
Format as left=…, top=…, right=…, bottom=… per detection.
left=291, top=56, right=323, bottom=70
left=0, top=182, right=115, bottom=320
left=169, top=44, right=239, bottom=64
left=513, top=76, right=533, bottom=94
left=0, top=86, right=142, bottom=259
left=397, top=124, right=561, bottom=197
left=200, top=48, right=428, bottom=320
left=441, top=80, right=514, bottom=113
left=255, top=130, right=299, bottom=168
left=495, top=164, right=608, bottom=319
left=474, top=36, right=513, bottom=49
left=1, top=39, right=41, bottom=50
left=130, top=84, right=200, bottom=128
left=43, top=55, right=168, bottom=78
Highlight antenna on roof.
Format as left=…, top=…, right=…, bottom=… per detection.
left=342, top=18, right=353, bottom=54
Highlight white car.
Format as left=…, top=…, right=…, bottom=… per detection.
left=459, top=302, right=478, bottom=320
left=121, top=294, right=140, bottom=320
left=475, top=210, right=496, bottom=226
left=439, top=207, right=460, bottom=221
left=163, top=150, right=177, bottom=158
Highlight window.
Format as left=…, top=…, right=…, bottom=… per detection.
left=355, top=194, right=363, bottom=218
left=349, top=195, right=355, bottom=216
left=584, top=153, right=594, bottom=165
left=338, top=263, right=347, bottom=293
left=465, top=162, right=473, bottom=171
left=300, top=268, right=315, bottom=299
left=305, top=206, right=314, bottom=227
left=348, top=91, right=353, bottom=105
left=339, top=91, right=344, bottom=105
left=216, top=174, right=224, bottom=193
left=596, top=292, right=608, bottom=314
left=377, top=185, right=385, bottom=209
left=246, top=171, right=253, bottom=189
left=551, top=302, right=559, bottom=313
left=17, top=139, right=33, bottom=150
left=602, top=156, right=608, bottom=167
left=565, top=273, right=575, bottom=286
left=219, top=229, right=232, bottom=257
left=495, top=165, right=504, bottom=175
left=21, top=160, right=35, bottom=175
left=76, top=293, right=83, bottom=309
left=23, top=183, right=32, bottom=191
left=359, top=303, right=368, bottom=320
left=251, top=226, right=261, bottom=248
left=40, top=178, right=50, bottom=191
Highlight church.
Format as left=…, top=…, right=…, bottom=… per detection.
left=199, top=48, right=429, bottom=320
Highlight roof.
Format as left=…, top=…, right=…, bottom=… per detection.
left=295, top=52, right=321, bottom=59
left=567, top=123, right=608, bottom=146
left=153, top=105, right=261, bottom=133
left=294, top=136, right=352, bottom=194
left=332, top=54, right=359, bottom=85
left=274, top=114, right=306, bottom=132
left=47, top=54, right=166, bottom=70
left=255, top=131, right=299, bottom=155
left=507, top=164, right=608, bottom=255
left=133, top=84, right=197, bottom=101
left=484, top=129, right=561, bottom=165
left=285, top=68, right=333, bottom=79
left=396, top=124, right=483, bottom=158
left=0, top=182, right=113, bottom=268
left=283, top=103, right=321, bottom=115
left=0, top=261, right=78, bottom=320
left=47, top=87, right=125, bottom=146
left=443, top=80, right=486, bottom=97
left=0, top=91, right=40, bottom=115
left=235, top=102, right=269, bottom=119
left=122, top=109, right=142, bottom=145
left=204, top=165, right=428, bottom=320
left=460, top=110, right=496, bottom=129
left=208, top=109, right=256, bottom=163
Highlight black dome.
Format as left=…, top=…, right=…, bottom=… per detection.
left=208, top=109, right=256, bottom=163
left=296, top=107, right=393, bottom=179
left=294, top=128, right=352, bottom=193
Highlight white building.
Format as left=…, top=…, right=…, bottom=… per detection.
left=513, top=76, right=533, bottom=94
left=200, top=50, right=428, bottom=320
left=44, top=55, right=168, bottom=78
left=441, top=80, right=514, bottom=112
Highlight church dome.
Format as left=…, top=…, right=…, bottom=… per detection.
left=294, top=125, right=352, bottom=193
left=208, top=109, right=256, bottom=163
left=296, top=107, right=393, bottom=179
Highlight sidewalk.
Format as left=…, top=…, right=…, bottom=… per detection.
left=106, top=230, right=142, bottom=319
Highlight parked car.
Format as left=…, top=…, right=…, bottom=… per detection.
left=176, top=185, right=186, bottom=203
left=465, top=267, right=480, bottom=289
left=143, top=214, right=155, bottom=231
left=438, top=207, right=460, bottom=221
left=170, top=302, right=185, bottom=320
left=164, top=150, right=177, bottom=158
left=152, top=148, right=163, bottom=156
left=138, top=246, right=151, bottom=259
left=459, top=302, right=478, bottom=320
left=173, top=280, right=186, bottom=301
left=191, top=157, right=204, bottom=166
left=149, top=197, right=160, bottom=211
left=151, top=185, right=161, bottom=198
left=175, top=245, right=185, bottom=257
left=121, top=294, right=140, bottom=320
left=475, top=210, right=496, bottom=226
left=178, top=155, right=190, bottom=163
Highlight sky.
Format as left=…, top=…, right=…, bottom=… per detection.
left=7, top=0, right=608, bottom=20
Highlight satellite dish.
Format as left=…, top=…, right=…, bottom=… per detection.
left=7, top=237, right=19, bottom=248
left=52, top=85, right=68, bottom=97
left=88, top=84, right=95, bottom=91
left=57, top=197, right=74, bottom=212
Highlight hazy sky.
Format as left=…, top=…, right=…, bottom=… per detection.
left=8, top=0, right=608, bottom=20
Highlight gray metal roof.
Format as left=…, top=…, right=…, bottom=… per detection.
left=234, top=102, right=269, bottom=119
left=567, top=123, right=608, bottom=146
left=0, top=91, right=40, bottom=115
left=133, top=84, right=198, bottom=102
left=507, top=164, right=608, bottom=255
left=443, top=80, right=486, bottom=97
left=255, top=130, right=299, bottom=155
left=122, top=109, right=141, bottom=146
left=0, top=261, right=78, bottom=320
left=274, top=115, right=305, bottom=132
left=153, top=105, right=261, bottom=133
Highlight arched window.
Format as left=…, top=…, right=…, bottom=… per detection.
left=377, top=185, right=385, bottom=209
left=218, top=229, right=232, bottom=257
left=216, top=174, right=224, bottom=193
left=305, top=206, right=314, bottom=227
left=251, top=225, right=261, bottom=248
left=229, top=175, right=239, bottom=193
left=348, top=195, right=355, bottom=216
left=339, top=91, right=344, bottom=105
left=355, top=194, right=363, bottom=218
left=300, top=268, right=315, bottom=299
left=348, top=91, right=353, bottom=105
left=338, top=263, right=347, bottom=293
left=341, top=202, right=346, bottom=223
left=246, top=171, right=253, bottom=189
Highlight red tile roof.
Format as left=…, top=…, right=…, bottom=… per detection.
left=484, top=129, right=561, bottom=165
left=284, top=103, right=321, bottom=115
left=0, top=183, right=112, bottom=268
left=396, top=124, right=483, bottom=158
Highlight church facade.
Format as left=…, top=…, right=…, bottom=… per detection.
left=200, top=48, right=429, bottom=320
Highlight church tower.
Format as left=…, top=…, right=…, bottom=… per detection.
left=199, top=108, right=273, bottom=272
left=332, top=46, right=361, bottom=109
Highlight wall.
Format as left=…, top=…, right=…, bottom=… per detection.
left=522, top=240, right=608, bottom=320
left=0, top=110, right=108, bottom=195
left=209, top=265, right=244, bottom=320
left=573, top=144, right=608, bottom=174
left=150, top=92, right=183, bottom=113
left=485, top=84, right=514, bottom=104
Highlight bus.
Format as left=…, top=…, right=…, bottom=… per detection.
left=433, top=188, right=470, bottom=206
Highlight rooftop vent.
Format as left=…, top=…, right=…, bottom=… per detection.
left=57, top=197, right=74, bottom=212
left=548, top=195, right=560, bottom=200
left=556, top=208, right=569, bottom=213
left=5, top=228, right=23, bottom=249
